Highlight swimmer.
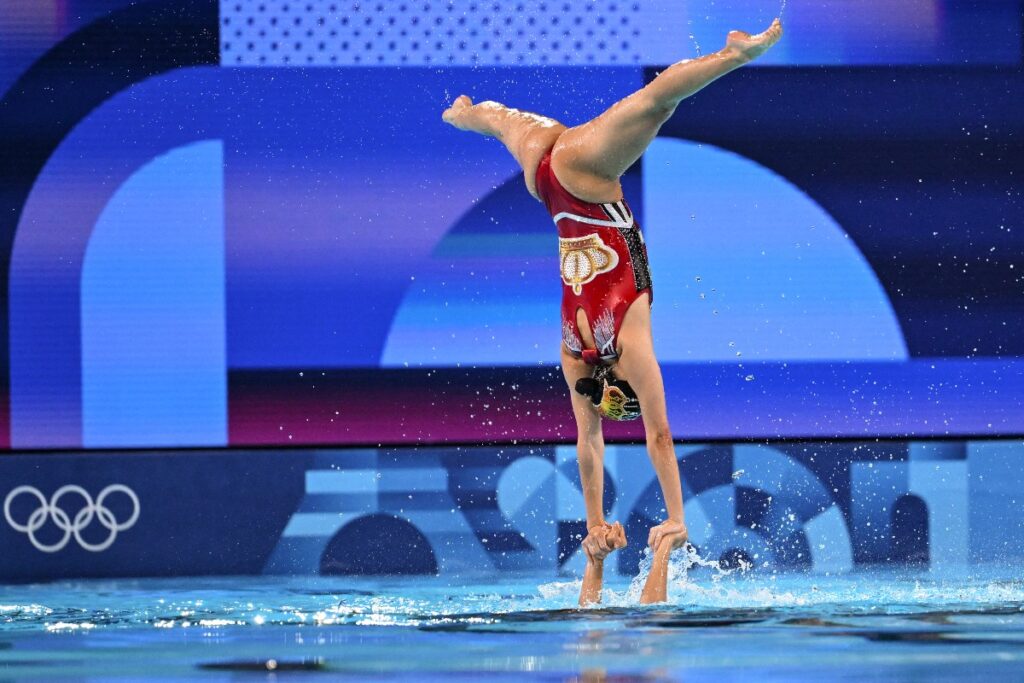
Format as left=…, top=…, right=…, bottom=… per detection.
left=443, top=19, right=783, bottom=605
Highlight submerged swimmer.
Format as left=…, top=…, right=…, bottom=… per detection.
left=443, top=19, right=783, bottom=605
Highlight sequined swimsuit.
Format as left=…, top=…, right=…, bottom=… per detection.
left=534, top=150, right=653, bottom=365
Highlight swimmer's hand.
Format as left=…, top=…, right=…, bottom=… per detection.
left=441, top=94, right=475, bottom=130
left=579, top=522, right=626, bottom=607
left=639, top=521, right=687, bottom=604
left=582, top=521, right=627, bottom=563
left=725, top=17, right=783, bottom=62
left=647, top=518, right=688, bottom=552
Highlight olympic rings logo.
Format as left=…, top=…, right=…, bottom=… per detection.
left=3, top=485, right=140, bottom=553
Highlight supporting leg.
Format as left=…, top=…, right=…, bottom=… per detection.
left=561, top=346, right=628, bottom=606
left=561, top=346, right=607, bottom=535
left=613, top=294, right=689, bottom=604
left=562, top=346, right=607, bottom=607
left=613, top=299, right=685, bottom=529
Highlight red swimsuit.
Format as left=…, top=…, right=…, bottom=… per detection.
left=534, top=150, right=653, bottom=365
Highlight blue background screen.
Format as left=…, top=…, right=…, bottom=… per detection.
left=0, top=0, right=1021, bottom=448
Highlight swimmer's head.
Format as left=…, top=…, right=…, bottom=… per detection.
left=574, top=365, right=642, bottom=421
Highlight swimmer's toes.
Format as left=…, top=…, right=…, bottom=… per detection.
left=726, top=21, right=781, bottom=61
left=442, top=95, right=475, bottom=126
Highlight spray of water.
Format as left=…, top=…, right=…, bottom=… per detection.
left=687, top=19, right=702, bottom=57
left=5, top=562, right=1024, bottom=633
left=537, top=543, right=746, bottom=607
left=621, top=543, right=747, bottom=603
left=690, top=0, right=787, bottom=58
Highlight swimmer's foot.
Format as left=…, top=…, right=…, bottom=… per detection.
left=725, top=17, right=783, bottom=63
left=442, top=95, right=491, bottom=133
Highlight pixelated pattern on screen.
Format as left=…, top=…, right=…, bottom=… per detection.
left=220, top=1, right=686, bottom=66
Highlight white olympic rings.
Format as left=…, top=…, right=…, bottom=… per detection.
left=3, top=484, right=140, bottom=553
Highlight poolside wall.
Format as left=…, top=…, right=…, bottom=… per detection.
left=2, top=439, right=1022, bottom=582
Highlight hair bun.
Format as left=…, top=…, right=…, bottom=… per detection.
left=574, top=377, right=603, bottom=405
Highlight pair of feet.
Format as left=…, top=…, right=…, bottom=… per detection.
left=442, top=18, right=783, bottom=131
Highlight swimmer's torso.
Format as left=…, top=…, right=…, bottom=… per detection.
left=533, top=150, right=653, bottom=365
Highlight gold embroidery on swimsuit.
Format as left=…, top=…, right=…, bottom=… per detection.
left=558, top=234, right=619, bottom=295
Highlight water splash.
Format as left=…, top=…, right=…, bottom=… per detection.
left=688, top=26, right=703, bottom=58
left=539, top=544, right=748, bottom=607
left=2, top=568, right=1023, bottom=634
left=628, top=543, right=747, bottom=600
left=686, top=3, right=704, bottom=57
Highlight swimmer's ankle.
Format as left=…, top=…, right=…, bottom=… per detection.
left=723, top=19, right=782, bottom=63
left=443, top=96, right=506, bottom=138
left=720, top=45, right=752, bottom=66
left=446, top=100, right=506, bottom=136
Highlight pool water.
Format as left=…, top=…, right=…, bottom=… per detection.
left=2, top=553, right=1023, bottom=681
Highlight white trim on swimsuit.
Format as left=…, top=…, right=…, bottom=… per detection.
left=552, top=201, right=635, bottom=230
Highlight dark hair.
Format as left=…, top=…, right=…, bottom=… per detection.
left=575, top=376, right=603, bottom=405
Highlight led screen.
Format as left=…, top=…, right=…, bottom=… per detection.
left=0, top=0, right=1021, bottom=448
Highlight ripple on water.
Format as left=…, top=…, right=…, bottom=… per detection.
left=1, top=548, right=1022, bottom=634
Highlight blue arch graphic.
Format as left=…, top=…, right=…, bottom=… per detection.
left=383, top=137, right=907, bottom=366
left=8, top=67, right=224, bottom=448
left=643, top=138, right=907, bottom=361
left=81, top=140, right=227, bottom=448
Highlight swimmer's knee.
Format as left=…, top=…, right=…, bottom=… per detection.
left=519, top=122, right=566, bottom=156
left=631, top=89, right=673, bottom=118
left=576, top=434, right=602, bottom=456
left=647, top=424, right=674, bottom=449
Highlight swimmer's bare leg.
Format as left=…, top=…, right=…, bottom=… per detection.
left=561, top=346, right=627, bottom=606
left=442, top=96, right=567, bottom=199
left=552, top=18, right=783, bottom=200
left=613, top=293, right=689, bottom=604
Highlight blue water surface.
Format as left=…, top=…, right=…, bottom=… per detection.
left=2, top=552, right=1023, bottom=681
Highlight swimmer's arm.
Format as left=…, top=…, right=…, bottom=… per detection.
left=579, top=557, right=605, bottom=607
left=639, top=535, right=673, bottom=604
left=578, top=522, right=626, bottom=607
left=577, top=435, right=608, bottom=607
